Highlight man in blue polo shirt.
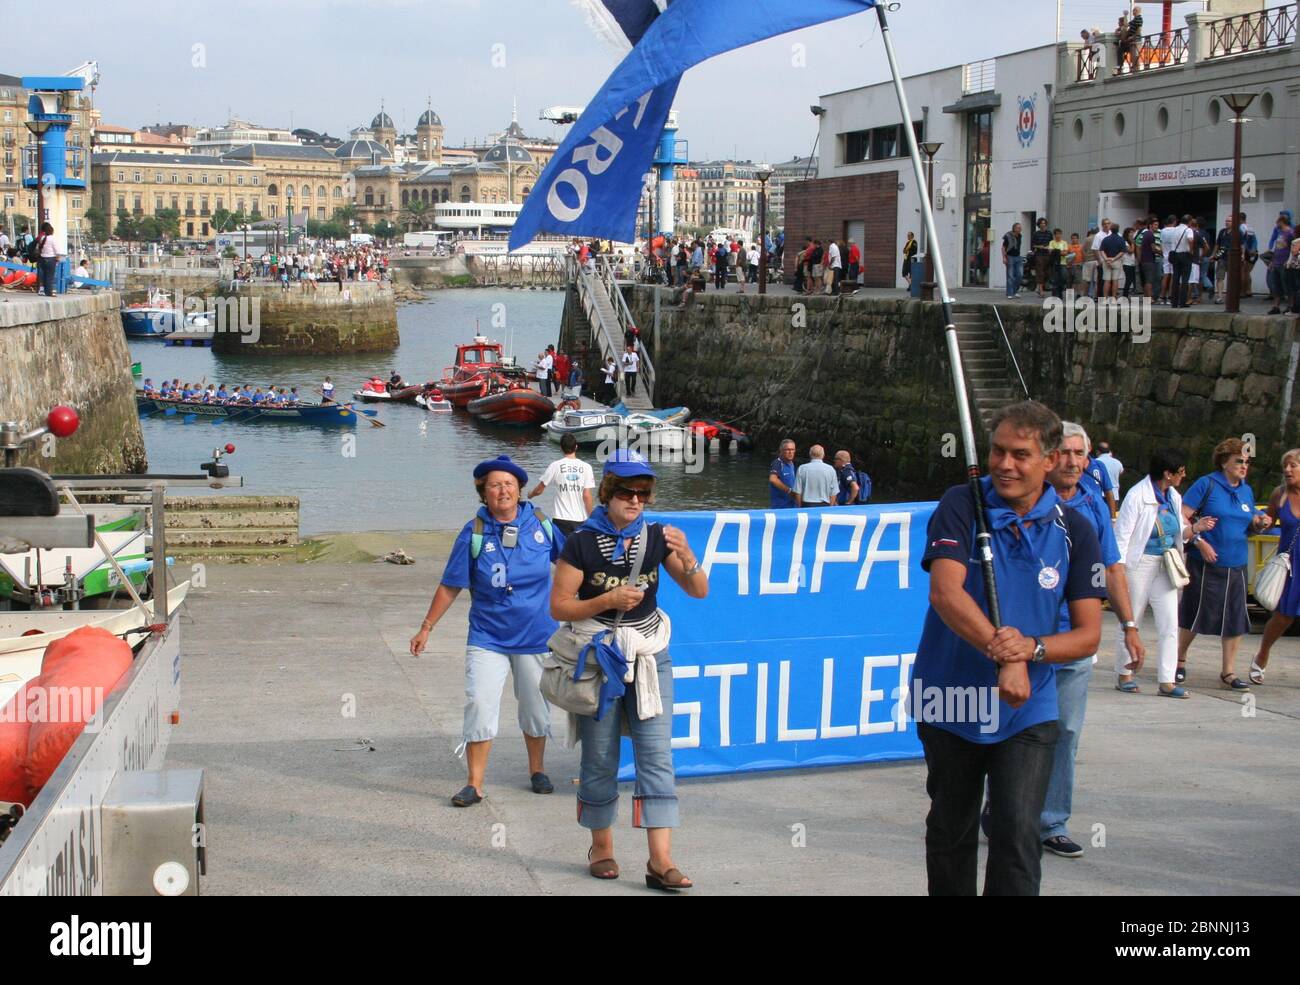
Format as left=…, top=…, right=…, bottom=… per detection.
left=1084, top=454, right=1118, bottom=516
left=768, top=438, right=798, bottom=509
left=1038, top=422, right=1145, bottom=859
left=912, top=401, right=1105, bottom=896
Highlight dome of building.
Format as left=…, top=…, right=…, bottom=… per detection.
left=483, top=141, right=533, bottom=164
left=418, top=109, right=442, bottom=127
left=371, top=111, right=395, bottom=130
left=334, top=138, right=393, bottom=161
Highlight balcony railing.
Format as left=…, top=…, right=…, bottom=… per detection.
left=1207, top=3, right=1297, bottom=59
left=1076, top=46, right=1099, bottom=82
left=20, top=144, right=86, bottom=183
left=1117, top=26, right=1190, bottom=75
left=961, top=58, right=996, bottom=95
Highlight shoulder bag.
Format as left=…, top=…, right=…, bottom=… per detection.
left=1253, top=521, right=1298, bottom=612
left=1154, top=510, right=1190, bottom=590
left=541, top=529, right=647, bottom=716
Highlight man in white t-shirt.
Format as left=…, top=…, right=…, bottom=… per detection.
left=528, top=433, right=595, bottom=535
left=823, top=240, right=842, bottom=295
left=620, top=344, right=640, bottom=399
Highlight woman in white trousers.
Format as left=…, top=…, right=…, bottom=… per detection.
left=1113, top=449, right=1211, bottom=697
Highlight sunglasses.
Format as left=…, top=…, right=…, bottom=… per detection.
left=612, top=486, right=652, bottom=502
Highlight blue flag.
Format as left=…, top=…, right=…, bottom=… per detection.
left=510, top=0, right=877, bottom=249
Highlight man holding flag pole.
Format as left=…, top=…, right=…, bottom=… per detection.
left=514, top=0, right=1081, bottom=895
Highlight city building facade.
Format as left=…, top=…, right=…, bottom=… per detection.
left=90, top=152, right=265, bottom=239
left=1, top=72, right=93, bottom=239
left=1050, top=2, right=1300, bottom=295
left=698, top=160, right=764, bottom=232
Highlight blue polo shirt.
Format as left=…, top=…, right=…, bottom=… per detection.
left=440, top=501, right=565, bottom=653
left=1056, top=473, right=1121, bottom=632
left=1085, top=457, right=1115, bottom=497
left=1183, top=472, right=1259, bottom=569
left=769, top=457, right=797, bottom=509
left=912, top=479, right=1105, bottom=743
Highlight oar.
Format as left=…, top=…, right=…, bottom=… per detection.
left=182, top=413, right=198, bottom=424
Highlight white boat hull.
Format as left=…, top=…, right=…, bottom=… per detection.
left=0, top=582, right=191, bottom=707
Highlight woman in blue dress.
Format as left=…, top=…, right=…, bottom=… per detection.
left=1178, top=438, right=1274, bottom=690
left=1251, top=449, right=1300, bottom=684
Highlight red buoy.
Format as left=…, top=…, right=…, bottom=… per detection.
left=224, top=443, right=236, bottom=454
left=47, top=405, right=79, bottom=438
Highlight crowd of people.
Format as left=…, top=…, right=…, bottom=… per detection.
left=231, top=243, right=390, bottom=291
left=791, top=236, right=862, bottom=295
left=999, top=209, right=1300, bottom=311
left=767, top=439, right=871, bottom=508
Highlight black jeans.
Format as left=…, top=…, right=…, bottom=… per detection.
left=1170, top=252, right=1193, bottom=307
left=623, top=372, right=637, bottom=398
left=918, top=720, right=1059, bottom=896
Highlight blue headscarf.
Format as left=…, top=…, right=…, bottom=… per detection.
left=578, top=505, right=645, bottom=561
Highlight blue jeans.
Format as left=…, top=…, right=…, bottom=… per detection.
left=1040, top=657, right=1092, bottom=840
left=577, top=650, right=678, bottom=829
left=1006, top=256, right=1024, bottom=297
left=919, top=719, right=1059, bottom=895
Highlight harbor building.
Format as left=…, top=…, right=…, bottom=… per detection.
left=1050, top=1, right=1300, bottom=295
left=222, top=143, right=349, bottom=223
left=790, top=44, right=1053, bottom=290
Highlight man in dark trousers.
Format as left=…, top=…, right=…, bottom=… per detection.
left=911, top=400, right=1104, bottom=895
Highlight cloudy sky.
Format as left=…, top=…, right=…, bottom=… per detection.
left=6, top=0, right=1198, bottom=162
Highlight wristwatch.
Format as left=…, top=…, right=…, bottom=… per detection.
left=685, top=561, right=704, bottom=577
left=1120, top=620, right=1139, bottom=632
left=1031, top=637, right=1047, bottom=663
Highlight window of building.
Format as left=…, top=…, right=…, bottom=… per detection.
left=154, top=171, right=163, bottom=183
left=333, top=186, right=341, bottom=197
left=155, top=196, right=163, bottom=210
left=116, top=170, right=125, bottom=181
left=301, top=183, right=309, bottom=197
left=317, top=207, right=325, bottom=219
left=185, top=196, right=194, bottom=214
left=133, top=170, right=142, bottom=182
left=237, top=175, right=244, bottom=186
left=171, top=173, right=179, bottom=183
left=116, top=195, right=125, bottom=210
left=364, top=186, right=374, bottom=206
left=966, top=110, right=992, bottom=194
left=252, top=176, right=260, bottom=185
left=201, top=174, right=208, bottom=184
left=72, top=196, right=82, bottom=209
left=317, top=185, right=326, bottom=197
left=187, top=173, right=194, bottom=183
left=171, top=194, right=179, bottom=209
left=201, top=195, right=209, bottom=214
left=270, top=203, right=278, bottom=218
left=217, top=174, right=224, bottom=184
left=252, top=197, right=260, bottom=212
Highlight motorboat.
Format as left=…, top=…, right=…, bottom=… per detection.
left=468, top=383, right=554, bottom=427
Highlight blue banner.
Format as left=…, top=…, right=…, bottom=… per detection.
left=510, top=0, right=878, bottom=249
left=616, top=503, right=934, bottom=779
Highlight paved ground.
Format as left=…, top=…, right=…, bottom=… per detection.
left=168, top=548, right=1300, bottom=896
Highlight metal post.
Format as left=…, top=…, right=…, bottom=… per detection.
left=922, top=152, right=936, bottom=302
left=1227, top=110, right=1245, bottom=313
left=151, top=482, right=168, bottom=624
left=759, top=174, right=769, bottom=294
left=877, top=2, right=1001, bottom=625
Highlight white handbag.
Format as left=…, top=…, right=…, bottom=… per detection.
left=1154, top=511, right=1190, bottom=590
left=1253, top=525, right=1298, bottom=612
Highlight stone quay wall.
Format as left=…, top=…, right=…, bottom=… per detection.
left=624, top=286, right=1300, bottom=499
left=211, top=280, right=399, bottom=355
left=0, top=292, right=147, bottom=473
left=624, top=288, right=967, bottom=499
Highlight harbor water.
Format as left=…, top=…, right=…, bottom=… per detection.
left=131, top=288, right=772, bottom=534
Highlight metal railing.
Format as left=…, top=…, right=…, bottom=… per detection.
left=962, top=58, right=996, bottom=94
left=599, top=258, right=656, bottom=398
left=574, top=262, right=626, bottom=379
left=1075, top=46, right=1099, bottom=82
left=990, top=305, right=1029, bottom=398
left=1117, top=27, right=1190, bottom=75
left=1207, top=3, right=1297, bottom=59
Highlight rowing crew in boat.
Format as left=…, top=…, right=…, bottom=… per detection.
left=142, top=378, right=303, bottom=406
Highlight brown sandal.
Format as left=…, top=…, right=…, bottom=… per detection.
left=645, top=861, right=693, bottom=891
left=588, top=847, right=619, bottom=880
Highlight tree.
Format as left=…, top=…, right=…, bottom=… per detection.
left=372, top=219, right=398, bottom=242
left=113, top=208, right=138, bottom=247
left=332, top=204, right=358, bottom=225
left=306, top=218, right=347, bottom=241
left=83, top=206, right=111, bottom=243
left=154, top=208, right=181, bottom=240
left=211, top=207, right=234, bottom=235
left=136, top=216, right=163, bottom=241
left=400, top=199, right=431, bottom=232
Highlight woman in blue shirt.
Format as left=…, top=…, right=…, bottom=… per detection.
left=410, top=456, right=565, bottom=807
left=1178, top=438, right=1272, bottom=690
left=1250, top=449, right=1300, bottom=684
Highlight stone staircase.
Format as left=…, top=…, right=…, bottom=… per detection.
left=950, top=304, right=1025, bottom=439
left=569, top=262, right=654, bottom=412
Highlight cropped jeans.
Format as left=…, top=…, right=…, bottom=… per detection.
left=576, top=650, right=678, bottom=830
left=1040, top=657, right=1092, bottom=841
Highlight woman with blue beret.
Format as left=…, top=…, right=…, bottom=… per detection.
left=411, top=455, right=565, bottom=806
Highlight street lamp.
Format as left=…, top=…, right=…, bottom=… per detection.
left=241, top=223, right=249, bottom=261
left=1221, top=90, right=1256, bottom=313
left=24, top=118, right=53, bottom=231
left=919, top=141, right=942, bottom=302
left=285, top=185, right=294, bottom=250
left=756, top=168, right=773, bottom=294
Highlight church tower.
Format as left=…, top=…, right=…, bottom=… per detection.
left=371, top=100, right=397, bottom=155
left=416, top=97, right=444, bottom=165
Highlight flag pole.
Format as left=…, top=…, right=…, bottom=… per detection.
left=875, top=2, right=1001, bottom=626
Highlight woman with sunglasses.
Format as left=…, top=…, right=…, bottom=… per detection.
left=550, top=450, right=708, bottom=891
left=1113, top=449, right=1203, bottom=697
left=1177, top=438, right=1273, bottom=690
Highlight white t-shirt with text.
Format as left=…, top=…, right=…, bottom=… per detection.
left=540, top=457, right=596, bottom=521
